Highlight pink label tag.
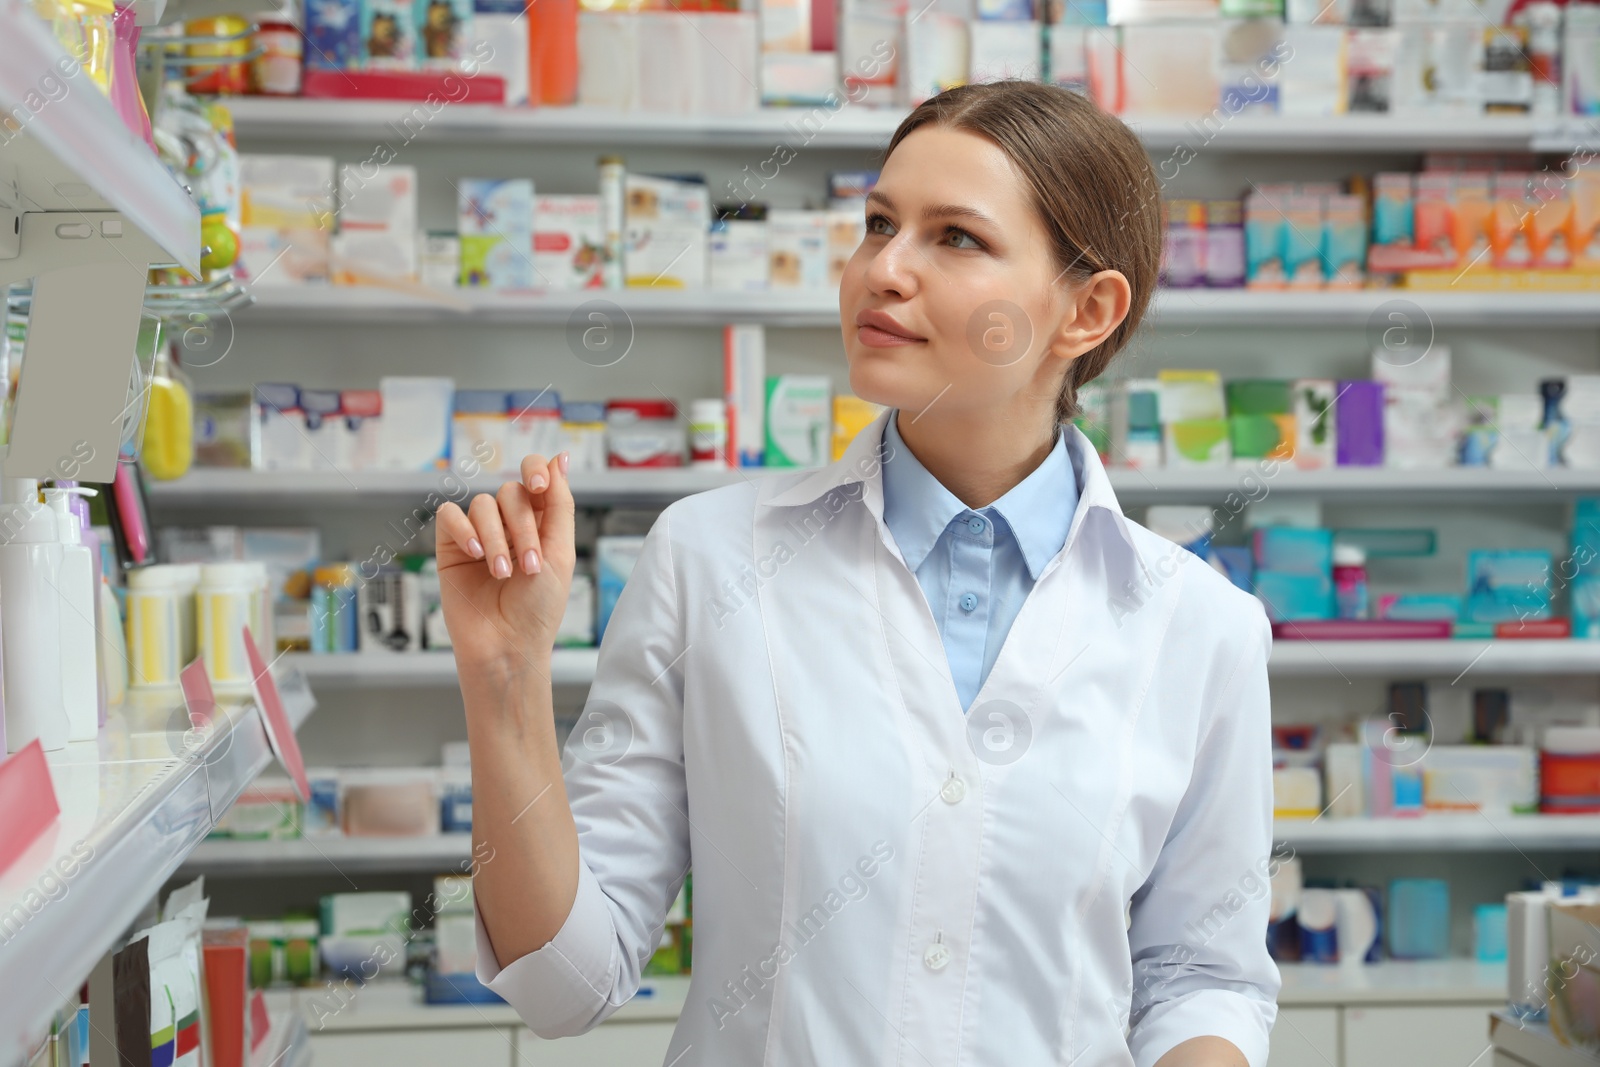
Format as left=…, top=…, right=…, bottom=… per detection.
left=0, top=741, right=60, bottom=876
left=180, top=656, right=216, bottom=729
left=242, top=625, right=309, bottom=802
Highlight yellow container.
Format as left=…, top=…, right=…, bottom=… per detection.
left=126, top=565, right=185, bottom=688
left=199, top=563, right=257, bottom=688
left=72, top=0, right=115, bottom=94
left=141, top=359, right=194, bottom=481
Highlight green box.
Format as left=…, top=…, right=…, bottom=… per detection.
left=1225, top=379, right=1292, bottom=416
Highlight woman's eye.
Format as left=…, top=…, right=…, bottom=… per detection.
left=947, top=228, right=982, bottom=250
left=866, top=213, right=895, bottom=237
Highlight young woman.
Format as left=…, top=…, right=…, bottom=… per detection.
left=436, top=80, right=1280, bottom=1067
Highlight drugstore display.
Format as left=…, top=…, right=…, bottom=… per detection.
left=18, top=0, right=1600, bottom=1062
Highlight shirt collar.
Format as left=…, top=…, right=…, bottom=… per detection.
left=880, top=413, right=1080, bottom=580
left=757, top=407, right=1144, bottom=583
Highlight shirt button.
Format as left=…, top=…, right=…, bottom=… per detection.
left=967, top=516, right=986, bottom=534
left=960, top=592, right=978, bottom=612
left=941, top=776, right=966, bottom=804
left=924, top=941, right=951, bottom=971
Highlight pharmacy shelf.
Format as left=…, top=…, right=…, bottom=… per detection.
left=1275, top=814, right=1600, bottom=853
left=184, top=833, right=473, bottom=876
left=1268, top=638, right=1600, bottom=677
left=225, top=97, right=1547, bottom=153
left=262, top=974, right=688, bottom=1032
left=284, top=649, right=598, bottom=689
left=0, top=0, right=201, bottom=276
left=0, top=667, right=316, bottom=1065
left=254, top=642, right=1600, bottom=691
left=238, top=285, right=1600, bottom=329
left=181, top=813, right=1600, bottom=879
left=146, top=464, right=1600, bottom=509
left=1276, top=959, right=1505, bottom=1007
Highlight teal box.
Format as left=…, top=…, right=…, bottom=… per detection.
left=1465, top=550, right=1552, bottom=623
left=1388, top=879, right=1450, bottom=960
left=1253, top=570, right=1335, bottom=622
left=1252, top=527, right=1333, bottom=574
left=1574, top=498, right=1600, bottom=575
left=1385, top=593, right=1461, bottom=621
left=1574, top=573, right=1600, bottom=638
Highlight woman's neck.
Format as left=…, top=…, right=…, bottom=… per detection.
left=892, top=407, right=1059, bottom=511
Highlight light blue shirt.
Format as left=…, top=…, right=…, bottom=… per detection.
left=880, top=411, right=1081, bottom=712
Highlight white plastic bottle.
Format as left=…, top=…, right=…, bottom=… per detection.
left=44, top=486, right=101, bottom=741
left=0, top=478, right=67, bottom=751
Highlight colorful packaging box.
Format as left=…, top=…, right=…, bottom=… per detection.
left=710, top=217, right=770, bottom=291
left=361, top=0, right=416, bottom=68
left=768, top=209, right=829, bottom=290
left=1159, top=369, right=1230, bottom=468
left=1465, top=549, right=1552, bottom=623
left=305, top=0, right=363, bottom=70
left=238, top=155, right=334, bottom=286
left=466, top=0, right=528, bottom=103
left=765, top=375, right=832, bottom=468
left=458, top=179, right=535, bottom=290
left=1292, top=378, right=1337, bottom=469
left=415, top=0, right=471, bottom=68
left=1335, top=379, right=1384, bottom=466
left=533, top=194, right=604, bottom=290
left=451, top=390, right=510, bottom=471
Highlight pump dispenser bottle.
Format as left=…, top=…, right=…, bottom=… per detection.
left=0, top=478, right=67, bottom=751
left=45, top=485, right=101, bottom=741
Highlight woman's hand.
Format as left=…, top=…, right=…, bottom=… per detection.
left=434, top=451, right=575, bottom=676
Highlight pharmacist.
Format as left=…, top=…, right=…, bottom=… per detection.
left=437, top=81, right=1279, bottom=1067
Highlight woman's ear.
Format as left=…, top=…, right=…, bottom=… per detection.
left=1046, top=269, right=1132, bottom=364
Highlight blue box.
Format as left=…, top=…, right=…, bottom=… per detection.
left=1253, top=570, right=1334, bottom=622
left=1207, top=545, right=1254, bottom=592
left=304, top=0, right=363, bottom=70
left=1252, top=527, right=1334, bottom=575
left=1388, top=878, right=1450, bottom=960
left=1465, top=550, right=1552, bottom=623
left=1384, top=593, right=1462, bottom=622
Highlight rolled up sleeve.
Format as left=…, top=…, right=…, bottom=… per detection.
left=1126, top=603, right=1281, bottom=1067
left=473, top=508, right=692, bottom=1038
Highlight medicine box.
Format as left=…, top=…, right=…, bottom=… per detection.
left=710, top=218, right=770, bottom=291
left=414, top=0, right=470, bottom=68
left=533, top=195, right=604, bottom=290
left=458, top=179, right=535, bottom=291
left=238, top=155, right=334, bottom=286
left=597, top=535, right=647, bottom=641
left=765, top=374, right=832, bottom=468
left=377, top=376, right=453, bottom=470
left=1465, top=549, right=1552, bottom=623
left=1253, top=570, right=1335, bottom=621
left=332, top=164, right=418, bottom=284
left=451, top=389, right=510, bottom=472
left=305, top=0, right=362, bottom=69
left=1292, top=379, right=1337, bottom=469
left=768, top=210, right=830, bottom=290
left=253, top=383, right=308, bottom=471
left=467, top=0, right=528, bottom=103
left=624, top=174, right=710, bottom=288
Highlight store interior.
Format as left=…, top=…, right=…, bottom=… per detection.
left=7, top=0, right=1600, bottom=1063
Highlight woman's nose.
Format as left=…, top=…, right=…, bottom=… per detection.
left=864, top=233, right=921, bottom=300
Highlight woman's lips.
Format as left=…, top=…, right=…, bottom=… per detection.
left=854, top=309, right=925, bottom=347
left=857, top=324, right=925, bottom=347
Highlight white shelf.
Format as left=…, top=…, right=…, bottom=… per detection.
left=1276, top=813, right=1600, bottom=852
left=185, top=833, right=473, bottom=876
left=285, top=649, right=598, bottom=688
left=1268, top=639, right=1600, bottom=677
left=263, top=974, right=689, bottom=1031
left=0, top=1, right=200, bottom=276
left=226, top=98, right=1547, bottom=153
left=0, top=667, right=316, bottom=1064
left=238, top=285, right=1600, bottom=329
left=1276, top=959, right=1505, bottom=1006
left=146, top=464, right=1600, bottom=509
left=181, top=812, right=1600, bottom=880
left=267, top=642, right=1600, bottom=691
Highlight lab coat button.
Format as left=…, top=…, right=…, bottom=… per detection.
left=960, top=592, right=978, bottom=612
left=940, top=776, right=966, bottom=804
left=924, top=942, right=951, bottom=971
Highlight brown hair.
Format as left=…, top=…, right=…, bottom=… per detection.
left=882, top=80, right=1162, bottom=423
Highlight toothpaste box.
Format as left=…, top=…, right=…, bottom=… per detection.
left=459, top=179, right=535, bottom=290
left=533, top=194, right=604, bottom=290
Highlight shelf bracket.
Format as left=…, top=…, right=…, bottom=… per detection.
left=0, top=211, right=169, bottom=483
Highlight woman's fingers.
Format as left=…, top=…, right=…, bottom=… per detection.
left=497, top=481, right=544, bottom=576
left=519, top=453, right=551, bottom=495
left=467, top=492, right=513, bottom=579
left=435, top=500, right=486, bottom=565
left=537, top=451, right=576, bottom=571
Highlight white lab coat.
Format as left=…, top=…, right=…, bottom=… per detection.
left=474, top=409, right=1282, bottom=1066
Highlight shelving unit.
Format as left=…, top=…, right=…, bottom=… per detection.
left=271, top=642, right=1599, bottom=690
left=0, top=669, right=316, bottom=1065
left=148, top=463, right=1589, bottom=508
left=237, top=284, right=1600, bottom=328
left=180, top=811, right=1600, bottom=877
left=224, top=98, right=1550, bottom=153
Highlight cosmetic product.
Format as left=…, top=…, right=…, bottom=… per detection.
left=0, top=479, right=67, bottom=751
